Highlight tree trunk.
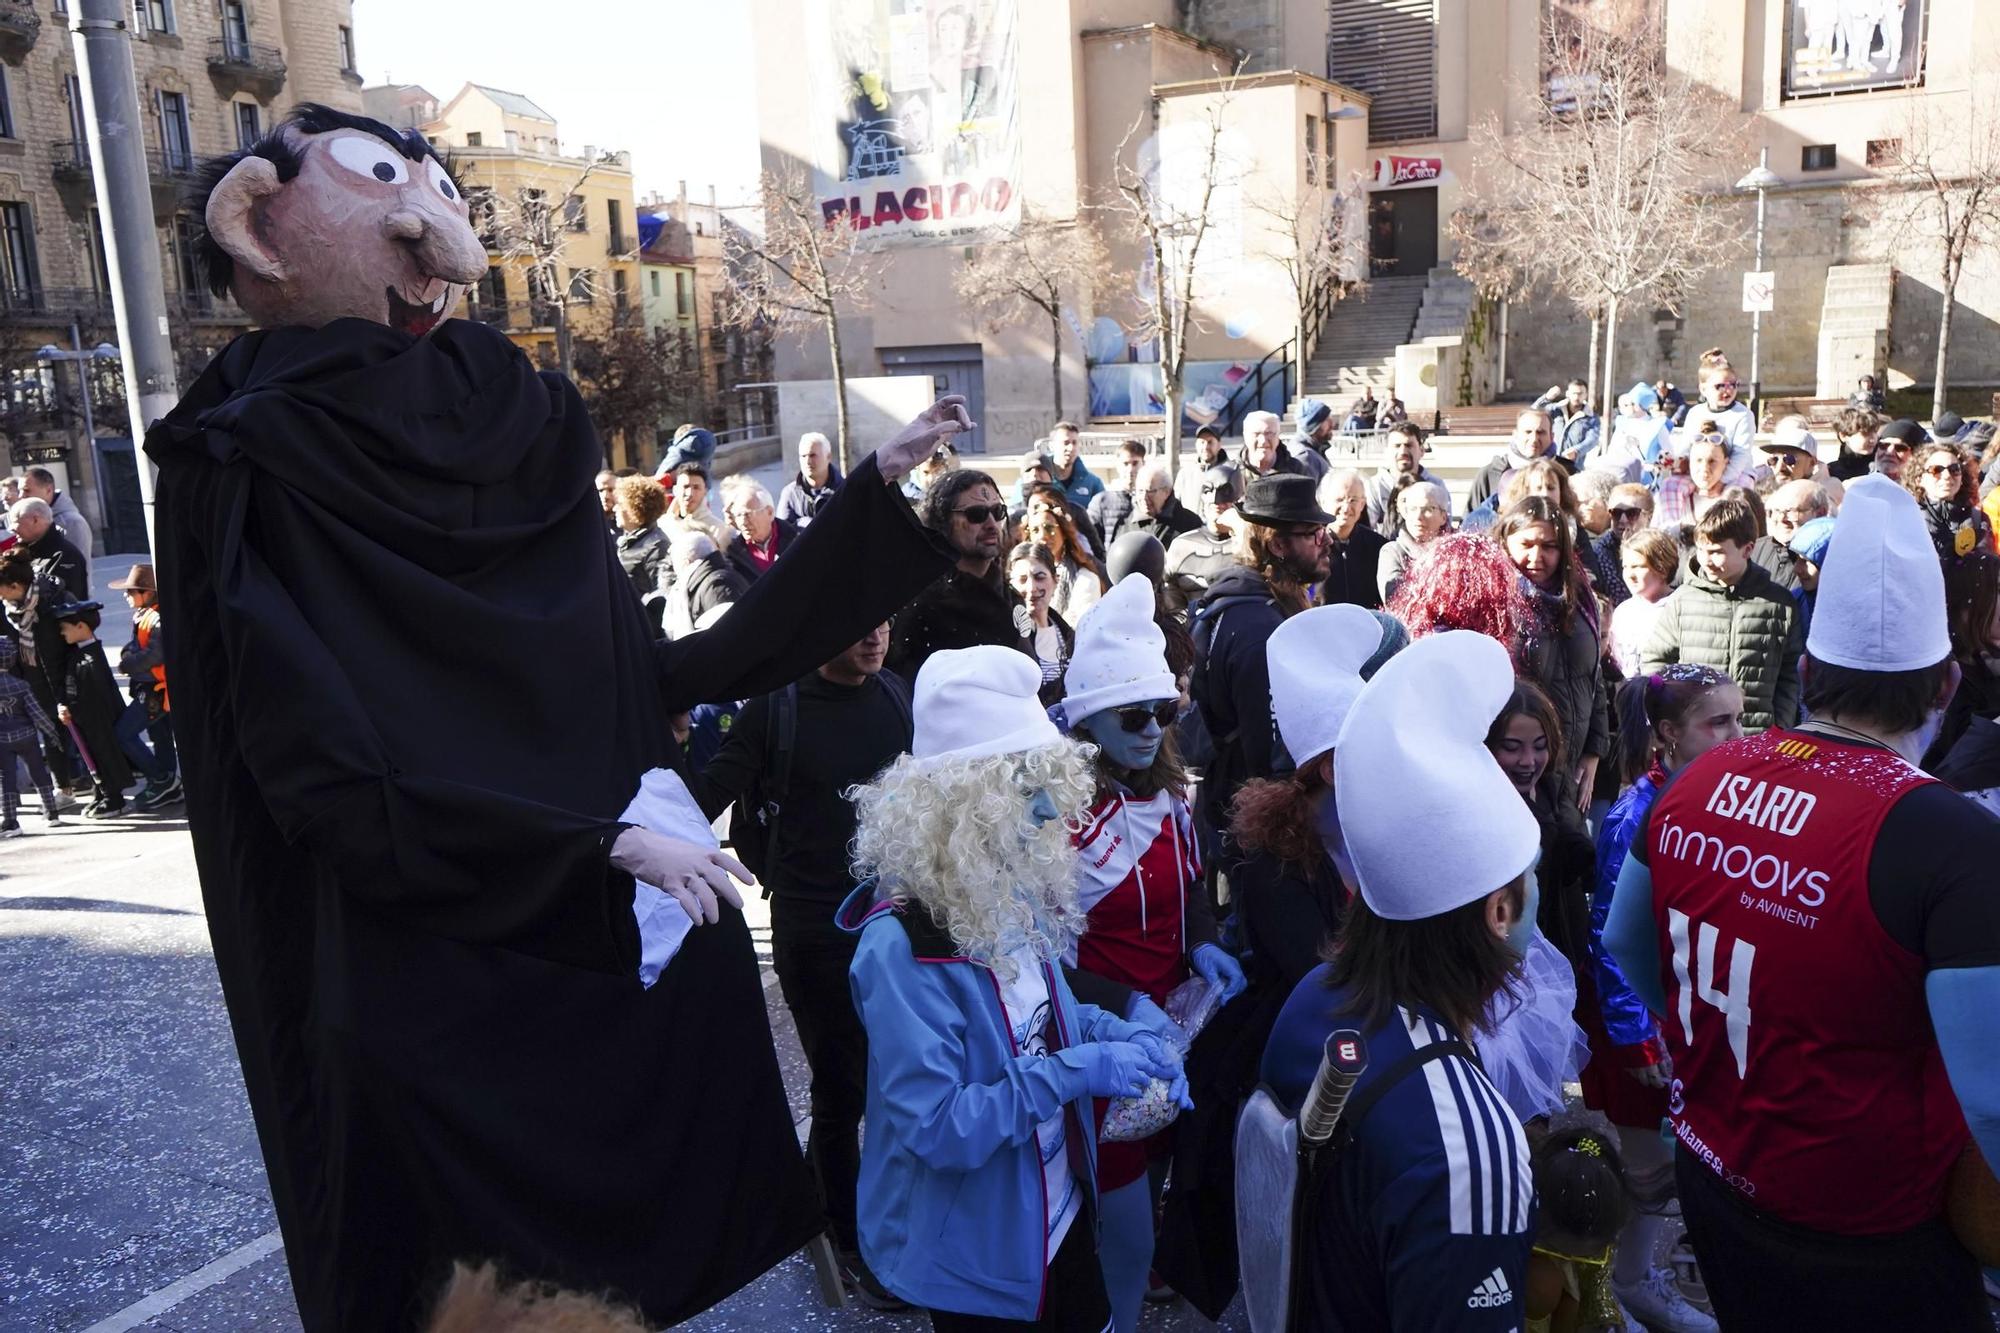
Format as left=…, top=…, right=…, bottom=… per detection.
left=1160, top=360, right=1182, bottom=465
left=1601, top=293, right=1621, bottom=420
left=1584, top=311, right=1602, bottom=413
left=1934, top=275, right=1955, bottom=423
left=828, top=308, right=853, bottom=476
left=1049, top=307, right=1064, bottom=420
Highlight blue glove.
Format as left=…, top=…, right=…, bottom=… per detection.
left=1132, top=1031, right=1195, bottom=1111
left=1126, top=994, right=1182, bottom=1044
left=1075, top=1040, right=1177, bottom=1099
left=1192, top=942, right=1248, bottom=1003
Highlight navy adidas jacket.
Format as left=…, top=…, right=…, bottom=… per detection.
left=1262, top=965, right=1535, bottom=1331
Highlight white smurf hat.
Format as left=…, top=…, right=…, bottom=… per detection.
left=1059, top=574, right=1179, bottom=724
left=1334, top=631, right=1541, bottom=921
left=1266, top=603, right=1384, bottom=767
left=1805, top=474, right=1951, bottom=672
left=913, top=645, right=1063, bottom=762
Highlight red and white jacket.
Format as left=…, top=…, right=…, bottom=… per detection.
left=1067, top=787, right=1213, bottom=1004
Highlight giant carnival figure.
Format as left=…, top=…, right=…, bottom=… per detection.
left=148, top=103, right=967, bottom=1329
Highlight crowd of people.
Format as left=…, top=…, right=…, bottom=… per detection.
left=0, top=465, right=180, bottom=835
left=11, top=334, right=2000, bottom=1332
left=562, top=344, right=1997, bottom=1333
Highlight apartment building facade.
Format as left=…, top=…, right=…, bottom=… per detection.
left=1, top=0, right=362, bottom=551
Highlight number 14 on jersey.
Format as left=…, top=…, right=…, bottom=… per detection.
left=1668, top=909, right=1755, bottom=1078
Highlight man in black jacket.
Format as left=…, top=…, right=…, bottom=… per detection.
left=663, top=532, right=751, bottom=637
left=1133, top=463, right=1200, bottom=544
left=887, top=469, right=1020, bottom=682
left=1190, top=475, right=1332, bottom=871
left=694, top=622, right=912, bottom=1311
left=5, top=498, right=88, bottom=598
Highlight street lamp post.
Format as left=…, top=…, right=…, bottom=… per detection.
left=37, top=325, right=120, bottom=540
left=1735, top=148, right=1782, bottom=425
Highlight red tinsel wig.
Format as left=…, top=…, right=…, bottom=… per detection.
left=1387, top=531, right=1530, bottom=666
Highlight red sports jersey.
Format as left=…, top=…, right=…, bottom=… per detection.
left=1645, top=729, right=1968, bottom=1234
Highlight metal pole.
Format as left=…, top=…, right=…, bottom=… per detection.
left=1749, top=148, right=1769, bottom=423
left=71, top=0, right=178, bottom=555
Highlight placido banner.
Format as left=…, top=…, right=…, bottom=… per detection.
left=1373, top=156, right=1443, bottom=188
left=808, top=0, right=1021, bottom=248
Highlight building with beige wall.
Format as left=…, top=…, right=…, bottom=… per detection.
left=0, top=0, right=362, bottom=551
left=753, top=0, right=2000, bottom=440
left=1327, top=0, right=2000, bottom=401
left=748, top=0, right=1367, bottom=457
left=638, top=185, right=774, bottom=439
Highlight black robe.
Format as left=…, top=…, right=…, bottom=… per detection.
left=147, top=318, right=952, bottom=1331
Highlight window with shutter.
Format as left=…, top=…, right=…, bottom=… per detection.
left=1326, top=0, right=1438, bottom=145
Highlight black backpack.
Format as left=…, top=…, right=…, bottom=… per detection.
left=730, top=670, right=913, bottom=895
left=1181, top=592, right=1270, bottom=772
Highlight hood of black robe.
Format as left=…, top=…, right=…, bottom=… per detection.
left=148, top=318, right=669, bottom=828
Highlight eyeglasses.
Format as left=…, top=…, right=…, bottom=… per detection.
left=1711, top=380, right=1740, bottom=392
left=1279, top=525, right=1329, bottom=543
left=1693, top=432, right=1727, bottom=446
left=952, top=504, right=1008, bottom=525
left=1610, top=506, right=1646, bottom=519
left=1926, top=462, right=1964, bottom=478
left=1878, top=442, right=1913, bottom=456
left=1408, top=503, right=1447, bottom=518
left=1112, top=702, right=1179, bottom=733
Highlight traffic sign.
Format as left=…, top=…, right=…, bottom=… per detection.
left=1742, top=271, right=1775, bottom=314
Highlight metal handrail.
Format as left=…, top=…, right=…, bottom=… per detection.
left=1207, top=272, right=1351, bottom=439
left=207, top=36, right=286, bottom=77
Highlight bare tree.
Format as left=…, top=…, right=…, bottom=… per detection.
left=1103, top=65, right=1247, bottom=461
left=1869, top=99, right=2000, bottom=420
left=724, top=164, right=883, bottom=473
left=571, top=319, right=703, bottom=469
left=953, top=211, right=1105, bottom=420
left=1248, top=172, right=1363, bottom=383
left=480, top=156, right=635, bottom=383
left=1450, top=10, right=1746, bottom=408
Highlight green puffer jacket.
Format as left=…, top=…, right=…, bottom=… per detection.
left=1638, top=559, right=1803, bottom=732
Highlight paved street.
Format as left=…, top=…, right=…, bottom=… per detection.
left=0, top=808, right=1244, bottom=1332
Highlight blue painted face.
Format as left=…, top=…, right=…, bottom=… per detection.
left=1077, top=698, right=1174, bottom=775
left=1027, top=789, right=1062, bottom=826
left=1504, top=864, right=1541, bottom=957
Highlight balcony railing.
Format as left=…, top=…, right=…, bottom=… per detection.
left=207, top=36, right=287, bottom=91
left=467, top=300, right=562, bottom=332
left=0, top=0, right=41, bottom=49
left=0, top=287, right=117, bottom=321
left=171, top=288, right=250, bottom=323
left=50, top=139, right=91, bottom=181
left=149, top=146, right=201, bottom=183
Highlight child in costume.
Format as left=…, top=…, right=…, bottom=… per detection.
left=1053, top=574, right=1246, bottom=1331
left=841, top=645, right=1186, bottom=1330
left=1525, top=1127, right=1632, bottom=1333
left=53, top=600, right=133, bottom=818
left=0, top=634, right=62, bottom=835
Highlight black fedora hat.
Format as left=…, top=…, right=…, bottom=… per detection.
left=1237, top=474, right=1335, bottom=528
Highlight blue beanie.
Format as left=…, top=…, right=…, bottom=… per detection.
left=1788, top=515, right=1836, bottom=566
left=1299, top=398, right=1333, bottom=430
left=1631, top=380, right=1659, bottom=413
left=658, top=425, right=717, bottom=476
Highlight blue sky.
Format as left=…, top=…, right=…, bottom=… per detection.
left=350, top=0, right=764, bottom=205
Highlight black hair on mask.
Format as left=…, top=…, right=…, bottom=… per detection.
left=187, top=103, right=461, bottom=300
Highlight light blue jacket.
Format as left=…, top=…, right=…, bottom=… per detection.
left=839, top=882, right=1143, bottom=1319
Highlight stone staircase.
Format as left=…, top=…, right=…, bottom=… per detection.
left=1815, top=263, right=1893, bottom=398
left=1412, top=266, right=1479, bottom=342
left=1296, top=274, right=1429, bottom=409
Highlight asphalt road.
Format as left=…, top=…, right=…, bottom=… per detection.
left=0, top=807, right=1245, bottom=1332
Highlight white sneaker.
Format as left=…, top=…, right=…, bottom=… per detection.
left=1614, top=1264, right=1718, bottom=1333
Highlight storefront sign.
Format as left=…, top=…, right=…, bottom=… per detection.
left=1373, top=156, right=1443, bottom=189
left=807, top=0, right=1021, bottom=248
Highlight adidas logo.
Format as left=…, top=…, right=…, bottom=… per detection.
left=1466, top=1266, right=1513, bottom=1309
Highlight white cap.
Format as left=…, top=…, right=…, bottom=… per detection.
left=1060, top=574, right=1178, bottom=723
left=1266, top=603, right=1382, bottom=767
left=1805, top=474, right=1951, bottom=672
left=913, top=646, right=1063, bottom=762
left=1770, top=416, right=1818, bottom=455
left=1334, top=632, right=1541, bottom=921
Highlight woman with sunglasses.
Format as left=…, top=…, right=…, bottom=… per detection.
left=1581, top=666, right=1741, bottom=1333
left=1021, top=494, right=1106, bottom=622
left=1905, top=441, right=1993, bottom=560
left=1052, top=574, right=1244, bottom=1333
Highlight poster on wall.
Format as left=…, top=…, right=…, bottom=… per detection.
left=808, top=0, right=1021, bottom=248
left=1783, top=0, right=1925, bottom=97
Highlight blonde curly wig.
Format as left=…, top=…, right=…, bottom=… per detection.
left=849, top=739, right=1099, bottom=978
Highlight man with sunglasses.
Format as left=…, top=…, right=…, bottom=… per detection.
left=888, top=470, right=1024, bottom=682
left=1873, top=418, right=1927, bottom=482
left=1189, top=475, right=1335, bottom=874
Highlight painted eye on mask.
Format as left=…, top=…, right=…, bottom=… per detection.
left=424, top=157, right=458, bottom=203
left=327, top=136, right=411, bottom=185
